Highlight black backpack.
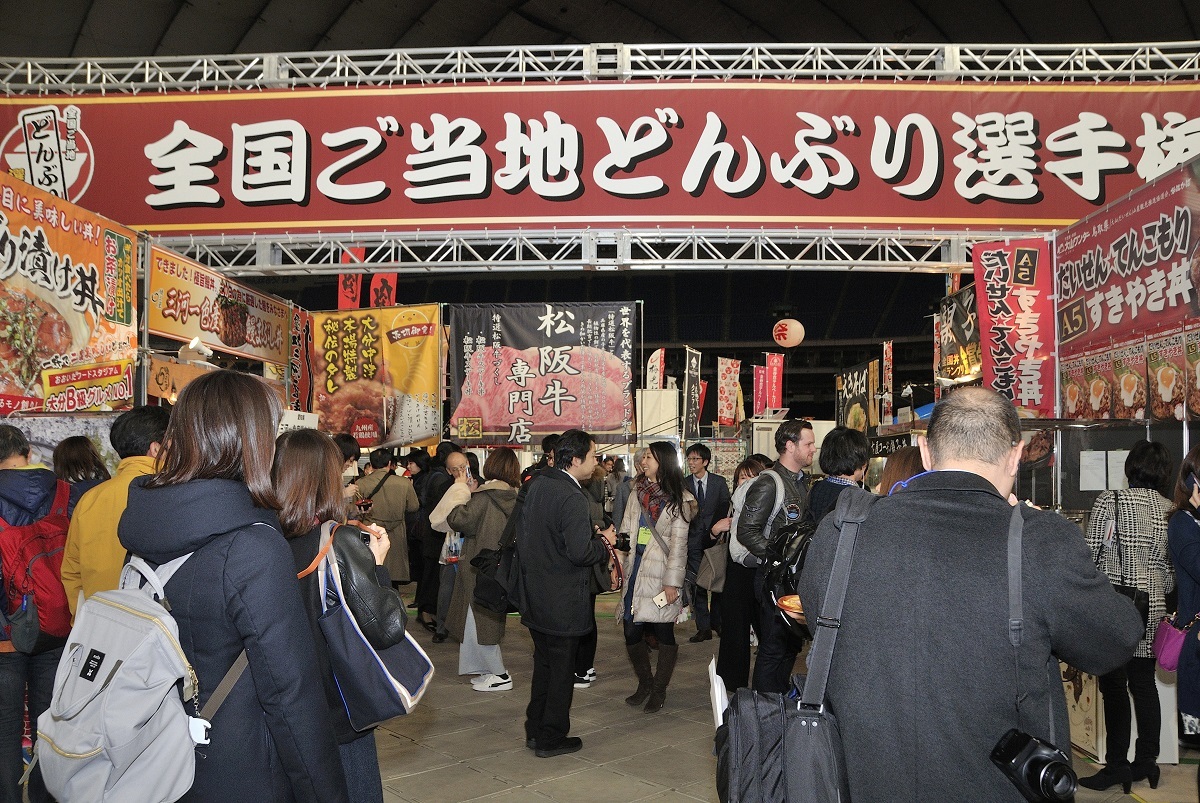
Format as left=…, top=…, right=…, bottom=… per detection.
left=762, top=502, right=817, bottom=639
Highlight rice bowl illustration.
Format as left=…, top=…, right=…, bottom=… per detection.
left=1088, top=376, right=1111, bottom=418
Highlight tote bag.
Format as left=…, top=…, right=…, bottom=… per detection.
left=316, top=532, right=435, bottom=731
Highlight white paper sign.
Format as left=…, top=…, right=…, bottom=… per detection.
left=1079, top=450, right=1108, bottom=491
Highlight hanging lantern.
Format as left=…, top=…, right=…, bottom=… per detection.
left=772, top=318, right=805, bottom=348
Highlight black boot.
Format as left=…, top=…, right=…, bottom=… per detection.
left=625, top=642, right=654, bottom=706
left=1078, top=764, right=1132, bottom=794
left=644, top=644, right=678, bottom=713
left=1130, top=760, right=1161, bottom=789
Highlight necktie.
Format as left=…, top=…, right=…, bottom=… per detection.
left=696, top=479, right=705, bottom=507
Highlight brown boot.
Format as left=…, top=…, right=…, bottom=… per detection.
left=644, top=644, right=678, bottom=713
left=625, top=642, right=654, bottom=706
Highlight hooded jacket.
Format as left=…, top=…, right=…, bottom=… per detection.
left=0, top=464, right=85, bottom=526
left=118, top=477, right=348, bottom=803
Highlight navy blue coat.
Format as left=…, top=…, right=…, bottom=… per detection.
left=1169, top=510, right=1200, bottom=718
left=120, top=478, right=348, bottom=803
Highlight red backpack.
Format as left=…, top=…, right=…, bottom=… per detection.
left=0, top=480, right=72, bottom=653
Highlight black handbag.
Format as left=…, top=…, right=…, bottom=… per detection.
left=1103, top=492, right=1151, bottom=628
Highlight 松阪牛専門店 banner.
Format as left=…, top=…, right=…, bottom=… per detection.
left=448, top=303, right=635, bottom=446
left=0, top=170, right=136, bottom=414
left=6, top=86, right=1200, bottom=235
left=309, top=304, right=442, bottom=448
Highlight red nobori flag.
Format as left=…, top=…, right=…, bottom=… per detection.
left=337, top=248, right=366, bottom=310
left=973, top=237, right=1054, bottom=418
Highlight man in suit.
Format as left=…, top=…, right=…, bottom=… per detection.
left=684, top=443, right=731, bottom=643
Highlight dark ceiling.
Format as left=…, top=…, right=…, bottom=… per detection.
left=0, top=0, right=1195, bottom=58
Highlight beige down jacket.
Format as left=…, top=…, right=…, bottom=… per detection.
left=618, top=487, right=696, bottom=624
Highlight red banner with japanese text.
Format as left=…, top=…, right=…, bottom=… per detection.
left=973, top=237, right=1055, bottom=418
left=0, top=170, right=137, bottom=413
left=765, top=353, right=784, bottom=409
left=369, top=272, right=398, bottom=308
left=1056, top=161, right=1200, bottom=360
left=289, top=306, right=314, bottom=412
left=6, top=86, right=1200, bottom=237
left=337, top=248, right=364, bottom=310
left=753, top=365, right=767, bottom=416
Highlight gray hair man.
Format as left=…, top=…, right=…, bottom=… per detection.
left=798, top=387, right=1142, bottom=801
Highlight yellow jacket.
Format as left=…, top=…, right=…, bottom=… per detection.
left=61, top=455, right=157, bottom=617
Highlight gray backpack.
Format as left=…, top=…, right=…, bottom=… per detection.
left=34, top=554, right=245, bottom=803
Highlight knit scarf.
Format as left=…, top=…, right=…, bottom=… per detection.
left=635, top=475, right=670, bottom=525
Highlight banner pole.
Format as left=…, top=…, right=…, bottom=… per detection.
left=136, top=232, right=151, bottom=407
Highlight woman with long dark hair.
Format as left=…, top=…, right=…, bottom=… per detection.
left=273, top=428, right=403, bottom=803
left=52, top=435, right=110, bottom=496
left=1168, top=445, right=1200, bottom=800
left=118, top=371, right=347, bottom=802
left=1081, top=441, right=1174, bottom=793
left=618, top=441, right=695, bottom=712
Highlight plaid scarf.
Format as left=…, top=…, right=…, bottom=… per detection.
left=635, top=475, right=670, bottom=525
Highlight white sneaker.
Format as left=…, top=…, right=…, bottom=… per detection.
left=474, top=673, right=513, bottom=692
left=584, top=667, right=598, bottom=682
left=573, top=673, right=593, bottom=689
left=470, top=674, right=492, bottom=686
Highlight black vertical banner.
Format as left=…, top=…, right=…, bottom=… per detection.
left=683, top=346, right=701, bottom=440
left=447, top=302, right=636, bottom=445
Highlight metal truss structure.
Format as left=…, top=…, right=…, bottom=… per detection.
left=159, top=227, right=1000, bottom=277
left=3, top=42, right=1200, bottom=94
left=5, top=40, right=1174, bottom=273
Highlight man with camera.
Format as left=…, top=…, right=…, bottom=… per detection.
left=516, top=429, right=616, bottom=757
left=798, top=388, right=1142, bottom=801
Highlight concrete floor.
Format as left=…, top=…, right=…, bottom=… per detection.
left=377, top=591, right=1200, bottom=802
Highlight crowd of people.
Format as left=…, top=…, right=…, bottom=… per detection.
left=6, top=373, right=1200, bottom=798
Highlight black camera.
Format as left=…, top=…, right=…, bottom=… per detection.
left=615, top=532, right=631, bottom=552
left=990, top=728, right=1076, bottom=803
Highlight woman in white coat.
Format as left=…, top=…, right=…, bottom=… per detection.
left=618, top=441, right=695, bottom=712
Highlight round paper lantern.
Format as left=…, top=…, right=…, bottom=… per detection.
left=772, top=318, right=805, bottom=348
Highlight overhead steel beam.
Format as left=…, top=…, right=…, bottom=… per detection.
left=2, top=41, right=1199, bottom=94
left=154, top=227, right=1014, bottom=277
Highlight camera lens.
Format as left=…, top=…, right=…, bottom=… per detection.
left=1037, top=762, right=1076, bottom=801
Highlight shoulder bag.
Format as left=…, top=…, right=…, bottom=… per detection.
left=1102, top=491, right=1151, bottom=629
left=713, top=488, right=873, bottom=802
left=1152, top=611, right=1200, bottom=671
left=310, top=522, right=435, bottom=730
left=695, top=535, right=727, bottom=593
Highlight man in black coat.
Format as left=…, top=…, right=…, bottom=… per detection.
left=799, top=387, right=1143, bottom=802
left=683, top=443, right=731, bottom=642
left=516, top=429, right=615, bottom=757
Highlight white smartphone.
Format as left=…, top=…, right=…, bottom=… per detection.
left=652, top=591, right=669, bottom=608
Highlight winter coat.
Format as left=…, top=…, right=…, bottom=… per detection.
left=417, top=468, right=454, bottom=558
left=798, top=474, right=1142, bottom=803
left=515, top=468, right=608, bottom=637
left=1086, top=488, right=1173, bottom=658
left=444, top=480, right=517, bottom=645
left=119, top=478, right=348, bottom=803
left=289, top=523, right=400, bottom=745
left=0, top=464, right=85, bottom=526
left=358, top=469, right=419, bottom=582
left=1169, top=510, right=1200, bottom=718
left=618, top=487, right=695, bottom=624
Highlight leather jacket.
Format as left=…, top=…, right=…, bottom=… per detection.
left=331, top=524, right=407, bottom=649
left=737, top=463, right=810, bottom=561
